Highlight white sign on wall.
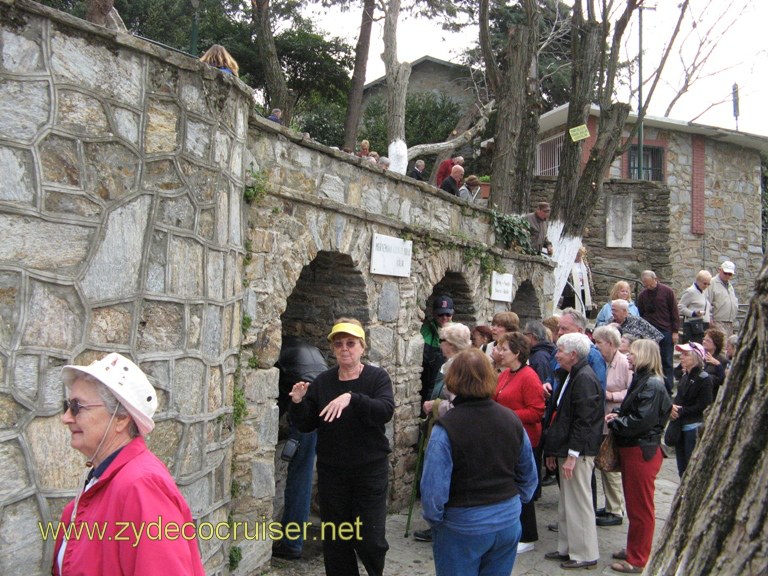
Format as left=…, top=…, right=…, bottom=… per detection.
left=490, top=271, right=514, bottom=302
left=370, top=233, right=413, bottom=277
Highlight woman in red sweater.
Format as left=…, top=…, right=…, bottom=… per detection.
left=494, top=332, right=546, bottom=554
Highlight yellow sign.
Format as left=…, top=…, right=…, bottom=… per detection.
left=569, top=124, right=590, bottom=142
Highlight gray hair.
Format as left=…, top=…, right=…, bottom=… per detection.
left=523, top=320, right=549, bottom=343
left=415, top=159, right=425, bottom=169
left=378, top=156, right=390, bottom=168
left=641, top=270, right=657, bottom=281
left=611, top=299, right=629, bottom=312
left=561, top=307, right=587, bottom=331
left=74, top=373, right=140, bottom=438
left=440, top=323, right=472, bottom=351
left=727, top=334, right=738, bottom=348
left=557, top=333, right=592, bottom=360
left=592, top=325, right=621, bottom=347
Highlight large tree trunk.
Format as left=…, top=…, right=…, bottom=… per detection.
left=342, top=0, right=375, bottom=151
left=85, top=0, right=125, bottom=30
left=483, top=1, right=538, bottom=213
left=252, top=0, right=292, bottom=123
left=647, top=257, right=768, bottom=574
left=381, top=0, right=410, bottom=174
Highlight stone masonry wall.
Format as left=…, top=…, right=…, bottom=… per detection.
left=0, top=2, right=250, bottom=574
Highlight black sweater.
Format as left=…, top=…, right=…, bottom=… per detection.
left=290, top=364, right=395, bottom=469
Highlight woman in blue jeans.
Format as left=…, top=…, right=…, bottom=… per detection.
left=420, top=348, right=537, bottom=576
left=670, top=342, right=714, bottom=476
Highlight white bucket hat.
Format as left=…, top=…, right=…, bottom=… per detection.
left=61, top=353, right=158, bottom=436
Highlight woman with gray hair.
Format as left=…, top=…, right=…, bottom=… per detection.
left=55, top=353, right=205, bottom=575
left=423, top=323, right=471, bottom=418
left=592, top=325, right=632, bottom=527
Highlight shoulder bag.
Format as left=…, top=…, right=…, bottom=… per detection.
left=595, top=431, right=620, bottom=472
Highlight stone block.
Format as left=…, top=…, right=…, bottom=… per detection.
left=202, top=305, right=223, bottom=360
left=137, top=300, right=184, bottom=352
left=229, top=181, right=242, bottom=246
left=181, top=159, right=219, bottom=204
left=188, top=304, right=203, bottom=351
left=0, top=271, right=21, bottom=349
left=50, top=30, right=143, bottom=106
left=178, top=422, right=204, bottom=476
left=159, top=195, right=195, bottom=230
left=199, top=208, right=215, bottom=240
left=0, top=440, right=30, bottom=500
left=145, top=99, right=181, bottom=154
left=147, top=419, right=183, bottom=471
left=208, top=366, right=223, bottom=412
left=83, top=140, right=140, bottom=201
left=82, top=194, right=151, bottom=301
left=44, top=190, right=102, bottom=218
left=0, top=497, right=44, bottom=576
left=89, top=304, right=133, bottom=346
left=179, top=474, right=210, bottom=517
left=0, top=79, right=49, bottom=143
left=179, top=73, right=206, bottom=115
left=318, top=173, right=346, bottom=203
left=242, top=367, right=278, bottom=405
left=113, top=106, right=141, bottom=146
left=216, top=187, right=230, bottom=245
left=146, top=230, right=168, bottom=293
left=186, top=119, right=212, bottom=160
left=368, top=325, right=395, bottom=364
left=378, top=282, right=400, bottom=322
left=22, top=282, right=83, bottom=350
left=143, top=159, right=185, bottom=192
left=168, top=236, right=204, bottom=297
left=214, top=129, right=232, bottom=168
left=1, top=26, right=45, bottom=73
left=26, top=415, right=83, bottom=490
left=0, top=145, right=35, bottom=203
left=0, top=214, right=92, bottom=274
left=207, top=249, right=225, bottom=300
left=251, top=459, right=276, bottom=499
left=57, top=90, right=109, bottom=137
left=174, top=357, right=205, bottom=415
left=0, top=392, right=24, bottom=431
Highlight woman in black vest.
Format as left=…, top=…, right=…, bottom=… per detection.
left=420, top=348, right=538, bottom=576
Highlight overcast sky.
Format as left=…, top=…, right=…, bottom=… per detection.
left=308, top=1, right=768, bottom=137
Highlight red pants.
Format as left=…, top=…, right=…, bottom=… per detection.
left=619, top=445, right=662, bottom=568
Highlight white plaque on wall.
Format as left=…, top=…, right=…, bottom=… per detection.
left=370, top=233, right=413, bottom=277
left=490, top=271, right=514, bottom=302
left=606, top=195, right=633, bottom=248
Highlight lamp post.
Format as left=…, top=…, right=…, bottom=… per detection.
left=190, top=0, right=200, bottom=56
left=637, top=3, right=656, bottom=181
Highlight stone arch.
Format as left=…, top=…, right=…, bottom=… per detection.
left=426, top=272, right=476, bottom=325
left=510, top=279, right=541, bottom=328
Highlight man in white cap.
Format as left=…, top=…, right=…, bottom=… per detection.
left=708, top=261, right=739, bottom=336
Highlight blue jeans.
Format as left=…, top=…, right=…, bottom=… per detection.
left=432, top=521, right=521, bottom=576
left=658, top=330, right=674, bottom=394
left=675, top=428, right=699, bottom=478
left=278, top=423, right=317, bottom=553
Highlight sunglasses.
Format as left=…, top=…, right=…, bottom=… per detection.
left=332, top=339, right=359, bottom=349
left=63, top=399, right=104, bottom=417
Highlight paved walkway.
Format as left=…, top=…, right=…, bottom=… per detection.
left=263, top=457, right=680, bottom=575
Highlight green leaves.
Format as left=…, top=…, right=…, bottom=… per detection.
left=490, top=209, right=538, bottom=255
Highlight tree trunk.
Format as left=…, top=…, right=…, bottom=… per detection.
left=427, top=100, right=489, bottom=184
left=550, top=13, right=601, bottom=223
left=382, top=0, right=411, bottom=174
left=252, top=0, right=292, bottom=124
left=85, top=0, right=125, bottom=30
left=342, top=0, right=375, bottom=151
left=408, top=99, right=495, bottom=161
left=646, top=256, right=768, bottom=574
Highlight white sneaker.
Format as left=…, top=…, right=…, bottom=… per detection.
left=517, top=542, right=535, bottom=554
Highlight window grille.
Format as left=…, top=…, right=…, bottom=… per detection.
left=536, top=133, right=565, bottom=176
left=628, top=145, right=664, bottom=181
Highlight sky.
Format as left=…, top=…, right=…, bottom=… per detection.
left=307, top=1, right=768, bottom=137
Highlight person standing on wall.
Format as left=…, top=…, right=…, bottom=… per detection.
left=637, top=271, right=679, bottom=394
left=290, top=319, right=395, bottom=576
left=708, top=261, right=739, bottom=337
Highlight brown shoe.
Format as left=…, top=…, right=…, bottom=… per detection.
left=611, top=561, right=643, bottom=573
left=545, top=551, right=570, bottom=561
left=612, top=549, right=628, bottom=560
left=561, top=559, right=597, bottom=570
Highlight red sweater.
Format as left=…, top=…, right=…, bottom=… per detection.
left=435, top=158, right=454, bottom=186
left=53, top=437, right=205, bottom=576
left=494, top=365, right=546, bottom=448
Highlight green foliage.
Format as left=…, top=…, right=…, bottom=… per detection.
left=294, top=95, right=347, bottom=147
left=241, top=315, right=252, bottom=333
left=463, top=246, right=504, bottom=278
left=232, top=383, right=247, bottom=426
left=490, top=210, right=538, bottom=255
left=359, top=92, right=462, bottom=155
left=243, top=168, right=268, bottom=204
left=247, top=356, right=260, bottom=369
left=228, top=545, right=242, bottom=570
left=478, top=175, right=491, bottom=183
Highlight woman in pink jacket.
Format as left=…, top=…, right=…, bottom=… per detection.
left=494, top=332, right=546, bottom=554
left=53, top=353, right=205, bottom=576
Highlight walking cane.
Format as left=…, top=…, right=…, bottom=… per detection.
left=404, top=417, right=429, bottom=537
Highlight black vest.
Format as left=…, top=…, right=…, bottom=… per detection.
left=438, top=397, right=523, bottom=508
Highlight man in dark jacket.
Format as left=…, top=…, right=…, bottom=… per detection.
left=543, top=333, right=603, bottom=570
left=440, top=165, right=463, bottom=196
left=524, top=320, right=556, bottom=384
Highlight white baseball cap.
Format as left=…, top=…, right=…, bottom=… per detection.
left=62, top=353, right=157, bottom=436
left=720, top=261, right=736, bottom=274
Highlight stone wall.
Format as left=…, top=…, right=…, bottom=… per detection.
left=0, top=2, right=250, bottom=574
left=0, top=3, right=556, bottom=575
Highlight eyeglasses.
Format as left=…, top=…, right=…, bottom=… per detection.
left=63, top=399, right=105, bottom=417
left=332, top=339, right=359, bottom=349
